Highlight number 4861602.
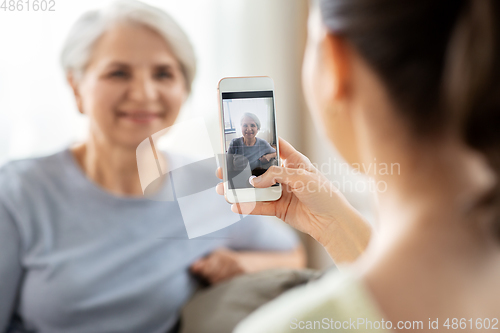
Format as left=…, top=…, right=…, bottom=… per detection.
left=443, top=318, right=499, bottom=330
left=1, top=0, right=56, bottom=11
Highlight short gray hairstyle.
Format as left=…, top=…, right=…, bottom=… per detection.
left=241, top=113, right=261, bottom=130
left=60, top=0, right=196, bottom=93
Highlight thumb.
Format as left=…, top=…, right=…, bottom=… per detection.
left=278, top=137, right=314, bottom=170
left=251, top=165, right=311, bottom=189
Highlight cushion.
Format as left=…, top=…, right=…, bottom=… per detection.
left=179, top=268, right=323, bottom=333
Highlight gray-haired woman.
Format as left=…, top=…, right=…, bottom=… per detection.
left=0, top=1, right=304, bottom=332
left=227, top=113, right=277, bottom=177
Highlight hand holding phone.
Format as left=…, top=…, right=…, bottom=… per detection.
left=215, top=137, right=373, bottom=264
left=218, top=76, right=282, bottom=203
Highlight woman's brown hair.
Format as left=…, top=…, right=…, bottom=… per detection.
left=319, top=0, right=500, bottom=236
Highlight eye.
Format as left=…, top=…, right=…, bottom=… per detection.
left=154, top=69, right=174, bottom=80
left=108, top=70, right=130, bottom=79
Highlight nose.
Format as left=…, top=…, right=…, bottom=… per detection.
left=128, top=72, right=158, bottom=102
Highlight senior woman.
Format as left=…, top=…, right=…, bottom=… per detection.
left=0, top=1, right=304, bottom=333
left=217, top=0, right=500, bottom=332
left=227, top=113, right=277, bottom=178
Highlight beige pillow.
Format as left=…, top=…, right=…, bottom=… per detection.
left=180, top=268, right=323, bottom=333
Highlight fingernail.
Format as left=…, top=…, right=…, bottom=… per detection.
left=252, top=176, right=261, bottom=184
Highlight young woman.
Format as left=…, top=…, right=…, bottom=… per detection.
left=217, top=0, right=500, bottom=331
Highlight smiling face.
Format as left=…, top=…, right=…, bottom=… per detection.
left=241, top=116, right=258, bottom=142
left=70, top=22, right=188, bottom=149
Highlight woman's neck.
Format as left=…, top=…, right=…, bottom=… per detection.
left=378, top=139, right=495, bottom=238
left=243, top=137, right=257, bottom=146
left=71, top=135, right=144, bottom=196
left=354, top=141, right=500, bottom=323
left=357, top=137, right=499, bottom=274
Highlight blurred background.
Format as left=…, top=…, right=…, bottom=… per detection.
left=0, top=0, right=375, bottom=269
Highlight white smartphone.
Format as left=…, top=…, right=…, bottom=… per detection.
left=218, top=76, right=282, bottom=204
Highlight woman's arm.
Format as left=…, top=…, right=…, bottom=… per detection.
left=259, top=152, right=277, bottom=162
left=227, top=138, right=238, bottom=155
left=232, top=244, right=306, bottom=271
left=190, top=245, right=306, bottom=284
left=0, top=202, right=24, bottom=332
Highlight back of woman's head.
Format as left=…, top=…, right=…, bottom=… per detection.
left=319, top=0, right=500, bottom=236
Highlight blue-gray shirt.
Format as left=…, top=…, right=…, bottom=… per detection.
left=227, top=137, right=276, bottom=171
left=0, top=148, right=298, bottom=333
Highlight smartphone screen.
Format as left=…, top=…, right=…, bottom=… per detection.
left=222, top=90, right=279, bottom=189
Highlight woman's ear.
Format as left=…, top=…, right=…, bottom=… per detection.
left=67, top=73, right=85, bottom=115
left=318, top=32, right=361, bottom=165
left=322, top=33, right=351, bottom=102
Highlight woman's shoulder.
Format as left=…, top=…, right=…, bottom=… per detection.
left=255, top=137, right=272, bottom=146
left=255, top=137, right=266, bottom=143
left=1, top=149, right=61, bottom=172
left=235, top=269, right=390, bottom=333
left=0, top=149, right=70, bottom=201
left=230, top=137, right=243, bottom=144
left=0, top=149, right=67, bottom=177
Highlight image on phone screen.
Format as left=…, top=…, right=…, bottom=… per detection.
left=222, top=90, right=278, bottom=189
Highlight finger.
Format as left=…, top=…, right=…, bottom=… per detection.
left=250, top=165, right=313, bottom=189
left=216, top=182, right=224, bottom=195
left=216, top=167, right=223, bottom=180
left=217, top=267, right=235, bottom=284
left=205, top=256, right=223, bottom=281
left=231, top=201, right=277, bottom=216
left=193, top=257, right=214, bottom=278
left=278, top=137, right=313, bottom=170
left=190, top=259, right=205, bottom=272
left=277, top=137, right=298, bottom=159
left=212, top=265, right=230, bottom=284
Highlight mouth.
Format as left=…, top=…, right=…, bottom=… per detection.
left=117, top=110, right=162, bottom=124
